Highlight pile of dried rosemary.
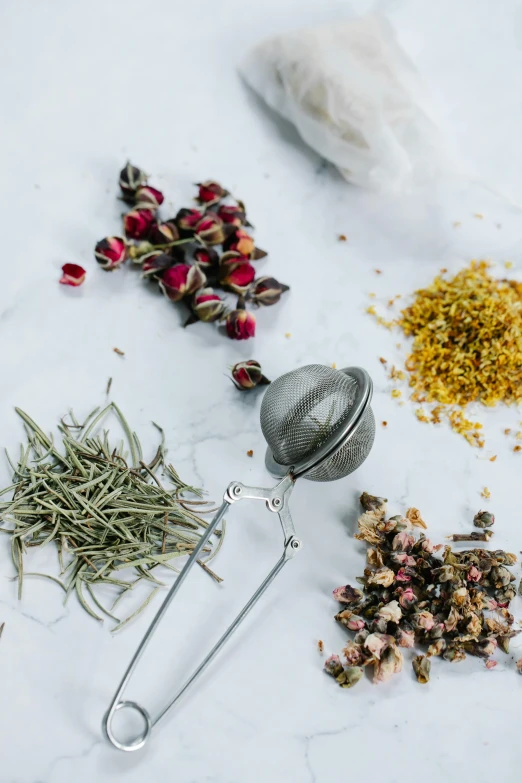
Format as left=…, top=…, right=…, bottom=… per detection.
left=0, top=404, right=224, bottom=632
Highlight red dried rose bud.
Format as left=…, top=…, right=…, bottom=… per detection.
left=231, top=360, right=270, bottom=390
left=119, top=162, right=147, bottom=202
left=175, top=208, right=203, bottom=236
left=224, top=228, right=255, bottom=257
left=95, top=236, right=127, bottom=270
left=196, top=180, right=228, bottom=204
left=194, top=247, right=219, bottom=271
left=193, top=288, right=226, bottom=322
left=250, top=276, right=290, bottom=306
left=141, top=252, right=174, bottom=277
left=135, top=185, right=164, bottom=211
left=217, top=204, right=246, bottom=226
left=219, top=253, right=256, bottom=294
left=195, top=214, right=226, bottom=245
left=148, top=221, right=180, bottom=245
left=123, top=209, right=155, bottom=240
left=60, top=263, right=86, bottom=287
left=225, top=309, right=256, bottom=340
left=159, top=264, right=207, bottom=302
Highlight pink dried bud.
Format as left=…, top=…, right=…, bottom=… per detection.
left=196, top=180, right=228, bottom=204
left=194, top=247, right=219, bottom=271
left=345, top=615, right=366, bottom=631
left=485, top=660, right=497, bottom=669
left=377, top=600, right=402, bottom=624
left=467, top=566, right=482, bottom=582
left=224, top=228, right=255, bottom=257
left=119, top=161, right=147, bottom=201
left=485, top=597, right=498, bottom=611
left=324, top=654, right=344, bottom=679
left=392, top=531, right=415, bottom=551
left=395, top=568, right=412, bottom=583
left=159, top=264, right=207, bottom=302
left=194, top=214, right=226, bottom=246
left=398, top=587, right=416, bottom=609
left=332, top=585, right=363, bottom=605
left=135, top=185, right=164, bottom=210
left=373, top=645, right=403, bottom=684
left=219, top=253, right=256, bottom=293
left=392, top=552, right=416, bottom=567
left=421, top=538, right=435, bottom=553
left=141, top=252, right=173, bottom=276
left=396, top=627, right=415, bottom=648
left=192, top=288, right=226, bottom=323
left=175, top=208, right=203, bottom=235
left=148, top=221, right=180, bottom=245
left=250, top=276, right=290, bottom=306
left=217, top=204, right=246, bottom=226
left=60, top=263, right=86, bottom=287
left=123, top=209, right=155, bottom=240
left=364, top=633, right=390, bottom=660
left=342, top=641, right=364, bottom=666
left=415, top=611, right=435, bottom=631
left=231, top=360, right=270, bottom=390
left=225, top=309, right=256, bottom=341
left=95, top=236, right=128, bottom=270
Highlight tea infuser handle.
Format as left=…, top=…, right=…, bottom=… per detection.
left=103, top=473, right=300, bottom=752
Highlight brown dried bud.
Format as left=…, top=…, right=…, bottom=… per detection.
left=324, top=654, right=344, bottom=679
left=332, top=585, right=363, bottom=605
left=412, top=655, right=431, bottom=684
left=490, top=566, right=512, bottom=588
left=427, top=639, right=447, bottom=657
left=360, top=492, right=387, bottom=518
left=249, top=276, right=290, bottom=307
left=119, top=161, right=147, bottom=201
left=473, top=510, right=495, bottom=528
left=148, top=221, right=180, bottom=245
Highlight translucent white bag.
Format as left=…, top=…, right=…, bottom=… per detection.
left=239, top=15, right=446, bottom=192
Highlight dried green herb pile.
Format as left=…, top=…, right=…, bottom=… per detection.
left=325, top=493, right=519, bottom=687
left=0, top=404, right=223, bottom=632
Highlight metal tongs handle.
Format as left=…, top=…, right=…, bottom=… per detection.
left=103, top=473, right=300, bottom=752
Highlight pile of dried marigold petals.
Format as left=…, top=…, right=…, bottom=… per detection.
left=94, top=163, right=289, bottom=341
left=324, top=492, right=520, bottom=688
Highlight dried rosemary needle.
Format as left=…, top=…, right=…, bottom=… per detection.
left=0, top=403, right=224, bottom=631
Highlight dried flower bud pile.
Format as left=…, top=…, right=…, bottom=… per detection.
left=325, top=492, right=519, bottom=688
left=367, top=261, right=522, bottom=446
left=94, top=163, right=289, bottom=340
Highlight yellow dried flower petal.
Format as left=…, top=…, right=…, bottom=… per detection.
left=481, top=487, right=491, bottom=499
left=391, top=389, right=402, bottom=399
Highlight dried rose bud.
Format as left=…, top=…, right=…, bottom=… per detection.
left=345, top=615, right=366, bottom=631
left=159, top=264, right=207, bottom=302
left=224, top=228, right=255, bottom=257
left=219, top=254, right=256, bottom=294
left=175, top=208, right=203, bottom=236
left=414, top=610, right=435, bottom=631
left=435, top=565, right=455, bottom=582
left=396, top=627, right=415, bottom=648
left=467, top=565, right=482, bottom=582
left=342, top=641, right=364, bottom=666
left=194, top=247, right=219, bottom=272
left=443, top=645, right=466, bottom=663
left=373, top=645, right=403, bottom=684
left=360, top=492, right=388, bottom=516
left=195, top=214, right=226, bottom=245
left=196, top=180, right=228, bottom=204
left=451, top=587, right=469, bottom=606
left=485, top=660, right=497, bottom=669
left=377, top=600, right=401, bottom=624
left=336, top=666, right=364, bottom=689
left=148, top=221, right=180, bottom=245
left=333, top=585, right=363, bottom=605
left=369, top=617, right=388, bottom=634
left=123, top=209, right=155, bottom=240
left=398, top=587, right=417, bottom=610
left=249, top=276, right=290, bottom=307
left=427, top=639, right=447, bottom=657
left=135, top=185, right=164, bottom=210
left=225, top=309, right=256, bottom=341
left=444, top=606, right=461, bottom=632
left=466, top=612, right=482, bottom=637
left=392, top=531, right=415, bottom=551
left=95, top=236, right=127, bottom=270
left=141, top=252, right=173, bottom=276
left=391, top=552, right=416, bottom=567
left=429, top=623, right=445, bottom=640
left=60, top=263, right=86, bottom=287
left=412, top=655, right=431, bottom=684
left=324, top=654, right=344, bottom=679
left=473, top=510, right=495, bottom=528
left=395, top=568, right=412, bottom=583
left=192, top=288, right=226, bottom=323
left=231, top=360, right=270, bottom=390
left=119, top=161, right=147, bottom=201
left=490, top=566, right=512, bottom=588
left=367, top=567, right=395, bottom=588
left=364, top=633, right=390, bottom=659
left=217, top=204, right=246, bottom=226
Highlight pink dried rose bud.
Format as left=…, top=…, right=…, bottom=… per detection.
left=364, top=633, right=390, bottom=659
left=485, top=660, right=497, bottom=669
left=324, top=654, right=344, bottom=679
left=345, top=615, right=366, bottom=631
left=148, top=221, right=180, bottom=245
left=396, top=627, right=415, bottom=648
left=342, top=641, right=364, bottom=666
left=217, top=204, right=247, bottom=226
left=231, top=360, right=270, bottom=390
left=95, top=236, right=127, bottom=270
left=119, top=161, right=147, bottom=202
left=135, top=185, right=164, bottom=210
left=415, top=611, right=435, bottom=631
left=196, top=180, right=228, bottom=204
left=467, top=566, right=482, bottom=582
left=192, top=288, right=226, bottom=323
left=60, top=263, right=86, bottom=287
left=373, top=645, right=403, bottom=684
left=195, top=214, right=226, bottom=245
left=141, top=252, right=174, bottom=276
left=194, top=247, right=219, bottom=271
left=391, top=552, right=416, bottom=567
left=159, top=264, right=207, bottom=302
left=224, top=228, right=255, bottom=257
left=250, top=276, right=290, bottom=306
left=332, top=585, right=363, bottom=605
left=175, top=208, right=203, bottom=235
left=123, top=209, right=156, bottom=240
left=398, top=587, right=416, bottom=609
left=395, top=568, right=412, bottom=583
left=225, top=309, right=256, bottom=341
left=219, top=254, right=256, bottom=294
left=392, top=531, right=415, bottom=551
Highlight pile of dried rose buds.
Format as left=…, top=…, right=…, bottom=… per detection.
left=94, top=163, right=289, bottom=340
left=325, top=492, right=519, bottom=688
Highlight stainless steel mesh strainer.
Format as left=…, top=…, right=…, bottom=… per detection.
left=104, top=364, right=374, bottom=752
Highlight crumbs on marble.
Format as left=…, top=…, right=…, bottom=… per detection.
left=375, top=269, right=382, bottom=275
left=391, top=389, right=402, bottom=399
left=338, top=234, right=347, bottom=242
left=489, top=455, right=497, bottom=462
left=474, top=213, right=484, bottom=219
left=113, top=347, right=125, bottom=356
left=379, top=357, right=387, bottom=365
left=369, top=292, right=376, bottom=298
left=382, top=421, right=388, bottom=427
left=331, top=362, right=337, bottom=369
left=246, top=450, right=254, bottom=457
left=481, top=487, right=491, bottom=499
left=453, top=221, right=461, bottom=227
left=505, top=261, right=513, bottom=269
left=285, top=332, right=292, bottom=338
left=318, top=639, right=324, bottom=653
left=515, top=445, right=521, bottom=453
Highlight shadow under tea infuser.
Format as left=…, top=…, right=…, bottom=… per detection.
left=103, top=364, right=375, bottom=751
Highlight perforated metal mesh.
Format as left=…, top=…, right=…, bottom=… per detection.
left=260, top=365, right=375, bottom=482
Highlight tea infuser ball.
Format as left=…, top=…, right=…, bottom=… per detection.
left=103, top=364, right=374, bottom=752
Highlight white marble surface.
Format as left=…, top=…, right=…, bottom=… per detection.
left=1, top=0, right=522, bottom=780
